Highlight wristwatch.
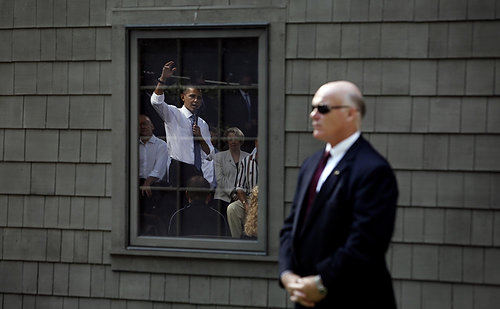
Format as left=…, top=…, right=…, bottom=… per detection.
left=314, top=275, right=328, bottom=295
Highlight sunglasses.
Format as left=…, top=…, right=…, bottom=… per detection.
left=311, top=104, right=352, bottom=114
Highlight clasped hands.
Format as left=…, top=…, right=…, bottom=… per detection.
left=281, top=272, right=326, bottom=307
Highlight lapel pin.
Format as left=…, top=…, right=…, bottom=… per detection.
left=334, top=170, right=340, bottom=176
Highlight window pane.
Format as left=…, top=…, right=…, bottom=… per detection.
left=137, top=37, right=259, bottom=241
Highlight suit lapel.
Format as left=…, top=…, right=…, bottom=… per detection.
left=291, top=150, right=323, bottom=240
left=299, top=137, right=364, bottom=237
left=226, top=151, right=235, bottom=165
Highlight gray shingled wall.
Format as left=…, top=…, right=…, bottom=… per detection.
left=1, top=0, right=499, bottom=308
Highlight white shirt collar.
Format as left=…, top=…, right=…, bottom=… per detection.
left=325, top=131, right=361, bottom=158
left=180, top=105, right=194, bottom=118
left=139, top=134, right=159, bottom=145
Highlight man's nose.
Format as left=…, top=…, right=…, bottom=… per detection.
left=310, top=108, right=319, bottom=119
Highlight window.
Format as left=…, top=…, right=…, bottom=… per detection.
left=128, top=27, right=267, bottom=253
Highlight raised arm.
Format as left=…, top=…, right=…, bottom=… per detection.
left=154, top=61, right=176, bottom=96
left=151, top=61, right=178, bottom=122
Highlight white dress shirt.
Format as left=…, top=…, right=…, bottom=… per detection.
left=150, top=92, right=215, bottom=182
left=139, top=135, right=170, bottom=182
left=316, top=131, right=361, bottom=192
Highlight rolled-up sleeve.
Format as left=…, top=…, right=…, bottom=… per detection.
left=199, top=121, right=215, bottom=160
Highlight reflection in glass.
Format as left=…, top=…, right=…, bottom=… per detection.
left=137, top=37, right=259, bottom=240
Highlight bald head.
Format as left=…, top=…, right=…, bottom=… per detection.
left=139, top=114, right=152, bottom=124
left=316, top=81, right=365, bottom=118
left=310, top=81, right=364, bottom=146
left=139, top=114, right=154, bottom=140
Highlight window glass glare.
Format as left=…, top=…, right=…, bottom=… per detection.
left=137, top=37, right=259, bottom=241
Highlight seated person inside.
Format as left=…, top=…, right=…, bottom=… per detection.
left=138, top=114, right=171, bottom=235
left=227, top=139, right=258, bottom=238
left=213, top=127, right=249, bottom=217
left=168, top=175, right=229, bottom=237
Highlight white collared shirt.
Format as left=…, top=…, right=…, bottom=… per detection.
left=316, top=131, right=361, bottom=192
left=139, top=135, right=170, bottom=181
left=150, top=92, right=215, bottom=182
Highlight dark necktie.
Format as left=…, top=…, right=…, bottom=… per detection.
left=190, top=115, right=202, bottom=171
left=243, top=92, right=251, bottom=121
left=303, top=150, right=331, bottom=221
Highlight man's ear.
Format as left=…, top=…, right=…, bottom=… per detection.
left=180, top=93, right=185, bottom=102
left=346, top=106, right=357, bottom=121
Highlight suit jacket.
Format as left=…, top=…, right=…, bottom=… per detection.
left=222, top=89, right=258, bottom=138
left=279, top=136, right=398, bottom=309
left=214, top=150, right=250, bottom=202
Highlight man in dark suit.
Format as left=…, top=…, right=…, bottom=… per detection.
left=279, top=81, right=398, bottom=308
left=222, top=73, right=258, bottom=147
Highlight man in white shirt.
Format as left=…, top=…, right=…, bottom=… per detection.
left=138, top=114, right=171, bottom=235
left=139, top=114, right=170, bottom=195
left=150, top=61, right=215, bottom=186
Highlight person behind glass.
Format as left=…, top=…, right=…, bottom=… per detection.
left=151, top=61, right=215, bottom=187
left=223, top=72, right=258, bottom=145
left=191, top=70, right=218, bottom=129
left=168, top=176, right=229, bottom=237
left=209, top=126, right=220, bottom=153
left=213, top=127, right=250, bottom=218
left=226, top=139, right=258, bottom=238
left=138, top=114, right=171, bottom=235
left=207, top=126, right=220, bottom=189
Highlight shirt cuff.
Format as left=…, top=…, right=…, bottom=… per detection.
left=201, top=144, right=215, bottom=161
left=280, top=270, right=293, bottom=280
left=151, top=92, right=164, bottom=103
left=148, top=171, right=161, bottom=179
left=205, top=152, right=214, bottom=161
